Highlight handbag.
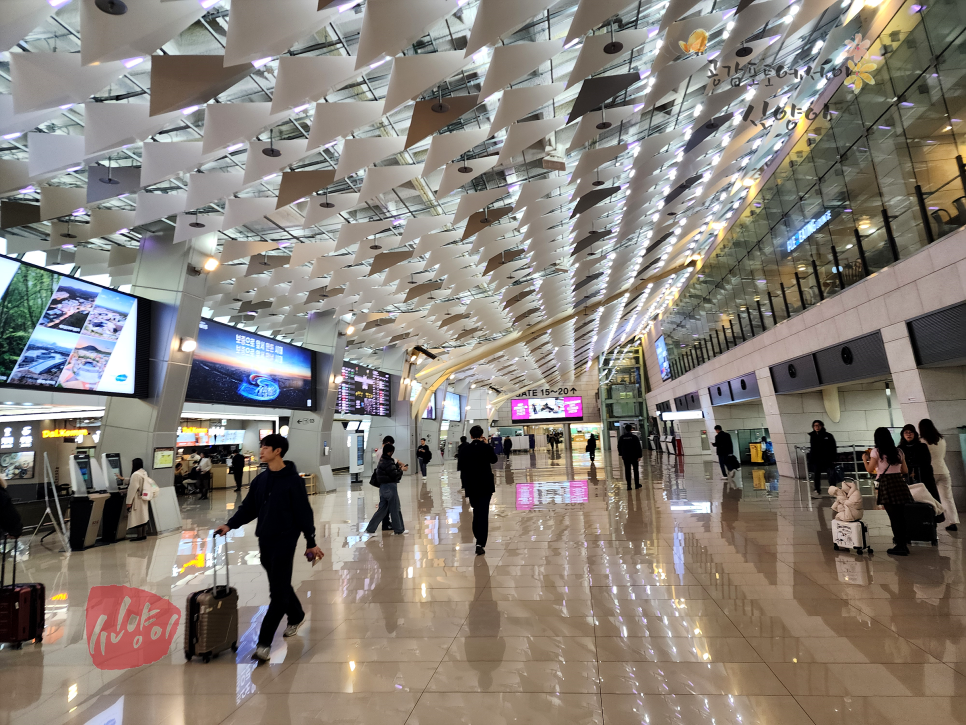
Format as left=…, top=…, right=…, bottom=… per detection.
left=140, top=477, right=159, bottom=501
left=368, top=470, right=380, bottom=488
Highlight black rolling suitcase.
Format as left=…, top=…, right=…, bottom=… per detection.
left=0, top=536, right=44, bottom=648
left=904, top=502, right=939, bottom=546
left=184, top=533, right=238, bottom=662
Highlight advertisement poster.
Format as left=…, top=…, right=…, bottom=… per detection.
left=655, top=335, right=671, bottom=382
left=510, top=396, right=583, bottom=422
left=442, top=391, right=462, bottom=421
left=336, top=363, right=391, bottom=417
left=184, top=319, right=315, bottom=409
left=0, top=255, right=140, bottom=395
left=153, top=447, right=174, bottom=469
left=0, top=451, right=34, bottom=479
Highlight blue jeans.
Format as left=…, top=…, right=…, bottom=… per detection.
left=366, top=483, right=403, bottom=534
left=419, top=459, right=427, bottom=476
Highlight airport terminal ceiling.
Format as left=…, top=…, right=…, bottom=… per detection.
left=0, top=0, right=882, bottom=394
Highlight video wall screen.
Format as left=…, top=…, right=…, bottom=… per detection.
left=0, top=254, right=146, bottom=396
left=655, top=335, right=671, bottom=382
left=442, top=391, right=462, bottom=421
left=335, top=363, right=391, bottom=417
left=510, top=396, right=583, bottom=423
left=184, top=319, right=315, bottom=409
left=410, top=385, right=435, bottom=419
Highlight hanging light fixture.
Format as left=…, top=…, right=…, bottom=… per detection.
left=603, top=21, right=624, bottom=54
left=262, top=129, right=281, bottom=158
left=319, top=189, right=335, bottom=209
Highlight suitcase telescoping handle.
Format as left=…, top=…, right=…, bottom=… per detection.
left=1, top=535, right=16, bottom=589
left=212, top=531, right=230, bottom=593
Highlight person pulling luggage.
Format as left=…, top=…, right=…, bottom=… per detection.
left=214, top=434, right=322, bottom=662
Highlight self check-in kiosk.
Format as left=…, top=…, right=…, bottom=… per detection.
left=99, top=453, right=128, bottom=543
left=68, top=452, right=110, bottom=550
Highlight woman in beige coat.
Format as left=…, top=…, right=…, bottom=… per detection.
left=125, top=458, right=150, bottom=541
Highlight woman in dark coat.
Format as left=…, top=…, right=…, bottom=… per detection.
left=808, top=420, right=837, bottom=498
left=585, top=433, right=597, bottom=462
left=898, top=424, right=940, bottom=501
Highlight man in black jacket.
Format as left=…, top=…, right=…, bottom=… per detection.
left=712, top=425, right=734, bottom=478
left=617, top=425, right=644, bottom=489
left=215, top=434, right=322, bottom=662
left=365, top=444, right=406, bottom=535
left=416, top=438, right=432, bottom=476
left=231, top=450, right=246, bottom=491
left=462, top=425, right=498, bottom=555
left=808, top=420, right=838, bottom=498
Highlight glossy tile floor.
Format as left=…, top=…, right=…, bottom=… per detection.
left=3, top=449, right=966, bottom=725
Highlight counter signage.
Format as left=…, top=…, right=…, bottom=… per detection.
left=510, top=396, right=584, bottom=423
left=42, top=427, right=88, bottom=439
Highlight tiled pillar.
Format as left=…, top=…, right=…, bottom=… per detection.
left=884, top=322, right=965, bottom=511
left=285, top=310, right=346, bottom=483
left=96, top=231, right=208, bottom=488
left=758, top=367, right=803, bottom=480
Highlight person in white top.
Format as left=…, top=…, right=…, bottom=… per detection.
left=919, top=419, right=959, bottom=531
left=198, top=451, right=213, bottom=500
left=125, top=458, right=151, bottom=541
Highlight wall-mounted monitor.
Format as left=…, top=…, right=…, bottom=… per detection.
left=510, top=396, right=583, bottom=423
left=655, top=335, right=671, bottom=382
left=410, top=385, right=435, bottom=419
left=184, top=319, right=315, bottom=409
left=335, top=363, right=391, bottom=417
left=0, top=451, right=34, bottom=480
left=442, top=391, right=462, bottom=421
left=0, top=253, right=147, bottom=396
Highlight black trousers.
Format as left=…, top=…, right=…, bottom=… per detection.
left=884, top=504, right=908, bottom=547
left=718, top=455, right=729, bottom=477
left=199, top=471, right=212, bottom=498
left=588, top=449, right=596, bottom=461
left=258, top=543, right=304, bottom=647
left=233, top=470, right=243, bottom=490
left=623, top=457, right=640, bottom=487
left=469, top=492, right=492, bottom=547
left=811, top=467, right=836, bottom=493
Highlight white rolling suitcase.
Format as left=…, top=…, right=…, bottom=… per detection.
left=832, top=519, right=872, bottom=555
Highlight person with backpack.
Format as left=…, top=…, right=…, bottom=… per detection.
left=711, top=425, right=734, bottom=479
left=416, top=438, right=432, bottom=476
left=462, top=425, right=498, bottom=555
left=125, top=458, right=151, bottom=541
left=214, top=434, right=323, bottom=661
left=365, top=443, right=407, bottom=536
left=617, top=425, right=644, bottom=489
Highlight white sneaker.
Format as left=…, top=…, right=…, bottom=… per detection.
left=283, top=620, right=304, bottom=638
left=394, top=530, right=409, bottom=535
left=253, top=645, right=271, bottom=661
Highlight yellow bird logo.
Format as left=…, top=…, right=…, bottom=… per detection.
left=679, top=29, right=708, bottom=54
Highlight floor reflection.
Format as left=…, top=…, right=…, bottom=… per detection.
left=2, top=450, right=965, bottom=725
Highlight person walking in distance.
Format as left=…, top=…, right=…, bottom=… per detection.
left=919, top=418, right=960, bottom=532
left=808, top=420, right=838, bottom=499
left=456, top=435, right=470, bottom=490
left=462, top=425, right=497, bottom=555
left=586, top=433, right=597, bottom=462
left=416, top=438, right=432, bottom=477
left=231, top=450, right=246, bottom=492
left=125, top=458, right=151, bottom=541
left=198, top=450, right=212, bottom=499
left=711, top=426, right=734, bottom=479
left=503, top=435, right=513, bottom=458
left=364, top=444, right=407, bottom=536
left=214, top=434, right=323, bottom=662
left=617, top=425, right=644, bottom=490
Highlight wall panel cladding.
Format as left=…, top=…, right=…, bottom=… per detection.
left=908, top=302, right=966, bottom=367
left=730, top=373, right=759, bottom=403
left=814, top=332, right=890, bottom=385
left=709, top=380, right=733, bottom=406
left=674, top=390, right=701, bottom=411
left=770, top=353, right=821, bottom=393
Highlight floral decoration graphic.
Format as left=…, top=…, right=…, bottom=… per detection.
left=845, top=33, right=877, bottom=92
left=679, top=29, right=708, bottom=54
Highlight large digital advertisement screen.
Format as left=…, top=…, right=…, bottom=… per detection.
left=410, top=385, right=435, bottom=419
left=0, top=254, right=142, bottom=395
left=184, top=319, right=315, bottom=409
left=442, top=391, right=462, bottom=421
left=336, top=363, right=391, bottom=417
left=510, top=396, right=583, bottom=423
left=655, top=335, right=671, bottom=382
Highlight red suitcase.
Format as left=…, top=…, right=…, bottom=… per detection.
left=0, top=536, right=45, bottom=648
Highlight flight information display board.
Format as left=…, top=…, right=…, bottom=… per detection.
left=184, top=319, right=315, bottom=409
left=510, top=396, right=583, bottom=422
left=0, top=254, right=144, bottom=396
left=336, top=363, right=391, bottom=417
